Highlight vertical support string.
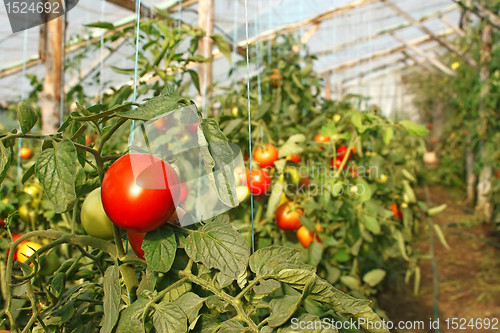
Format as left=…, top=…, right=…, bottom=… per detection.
left=177, top=0, right=182, bottom=35
left=60, top=11, right=66, bottom=125
left=231, top=0, right=239, bottom=72
left=201, top=0, right=211, bottom=118
left=17, top=30, right=29, bottom=188
left=244, top=0, right=255, bottom=254
left=130, top=0, right=143, bottom=145
left=99, top=0, right=106, bottom=105
left=254, top=0, right=262, bottom=106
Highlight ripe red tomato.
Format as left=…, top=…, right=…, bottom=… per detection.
left=428, top=124, right=434, bottom=130
left=299, top=174, right=310, bottom=188
left=101, top=153, right=181, bottom=233
left=20, top=147, right=32, bottom=159
left=314, top=134, right=330, bottom=149
left=246, top=169, right=271, bottom=196
left=8, top=234, right=22, bottom=261
left=286, top=155, right=301, bottom=163
left=186, top=122, right=200, bottom=134
left=496, top=169, right=500, bottom=178
left=254, top=144, right=279, bottom=168
left=0, top=218, right=4, bottom=227
left=331, top=157, right=345, bottom=170
left=391, top=203, right=403, bottom=219
left=296, top=226, right=320, bottom=248
left=275, top=202, right=303, bottom=230
left=431, top=137, right=436, bottom=143
left=178, top=182, right=188, bottom=204
left=336, top=145, right=351, bottom=159
left=85, top=135, right=93, bottom=146
left=128, top=208, right=186, bottom=259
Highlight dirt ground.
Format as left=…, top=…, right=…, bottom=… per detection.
left=378, top=187, right=500, bottom=333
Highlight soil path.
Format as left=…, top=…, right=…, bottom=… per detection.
left=378, top=187, right=500, bottom=333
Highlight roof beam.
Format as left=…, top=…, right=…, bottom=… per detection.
left=440, top=15, right=465, bottom=37
left=292, top=22, right=321, bottom=53
left=381, top=0, right=478, bottom=69
left=246, top=0, right=380, bottom=45
left=315, top=4, right=458, bottom=57
left=453, top=0, right=500, bottom=30
left=320, top=28, right=454, bottom=75
left=391, top=33, right=455, bottom=76
left=108, top=0, right=152, bottom=17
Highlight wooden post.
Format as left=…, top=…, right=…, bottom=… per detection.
left=325, top=73, right=331, bottom=100
left=198, top=0, right=214, bottom=109
left=40, top=13, right=63, bottom=134
left=440, top=15, right=466, bottom=37
left=476, top=23, right=493, bottom=221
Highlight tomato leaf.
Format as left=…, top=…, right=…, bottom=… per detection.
left=363, top=269, right=386, bottom=287
left=277, top=134, right=305, bottom=158
left=22, top=163, right=36, bottom=184
left=173, top=292, right=206, bottom=324
left=142, top=226, right=177, bottom=273
left=211, top=34, right=231, bottom=63
left=117, top=93, right=186, bottom=121
left=184, top=215, right=249, bottom=280
left=136, top=269, right=157, bottom=298
left=265, top=181, right=283, bottom=220
left=187, top=69, right=201, bottom=94
left=249, top=246, right=301, bottom=276
left=400, top=120, right=430, bottom=136
left=268, top=295, right=300, bottom=327
left=307, top=241, right=323, bottom=267
left=85, top=21, right=114, bottom=29
left=253, top=279, right=281, bottom=294
left=35, top=139, right=77, bottom=213
left=115, top=297, right=148, bottom=333
left=0, top=140, right=14, bottom=184
left=320, top=121, right=337, bottom=137
left=362, top=215, right=381, bottom=235
left=100, top=265, right=121, bottom=333
left=383, top=127, right=394, bottom=145
left=17, top=102, right=38, bottom=133
left=152, top=302, right=188, bottom=333
left=218, top=320, right=249, bottom=333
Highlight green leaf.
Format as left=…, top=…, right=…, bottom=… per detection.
left=117, top=94, right=185, bottom=121
left=266, top=181, right=284, bottom=220
left=136, top=269, right=157, bottom=298
left=299, top=215, right=315, bottom=231
left=275, top=265, right=316, bottom=285
left=355, top=178, right=372, bottom=203
left=307, top=241, right=323, bottom=267
left=222, top=118, right=245, bottom=136
left=351, top=112, right=363, bottom=130
left=184, top=215, right=249, bottom=280
left=190, top=314, right=219, bottom=333
left=22, top=163, right=36, bottom=184
left=268, top=295, right=300, bottom=327
left=400, top=120, right=430, bottom=136
left=85, top=21, right=114, bottom=29
left=253, top=279, right=281, bottom=294
left=152, top=302, right=188, bottom=333
left=17, top=102, right=38, bottom=133
left=115, top=297, right=149, bottom=333
left=142, top=226, right=177, bottom=273
left=173, top=292, right=206, bottom=324
left=187, top=70, right=201, bottom=94
left=383, top=127, right=394, bottom=145
left=211, top=34, right=231, bottom=63
left=362, top=215, right=381, bottom=235
left=100, top=266, right=121, bottom=333
left=433, top=224, right=450, bottom=250
left=199, top=119, right=237, bottom=207
left=0, top=141, right=14, bottom=184
left=111, top=66, right=136, bottom=75
left=218, top=320, right=249, bottom=333
left=340, top=275, right=360, bottom=290
left=334, top=249, right=350, bottom=263
left=249, top=246, right=301, bottom=276
left=363, top=269, right=386, bottom=287
left=35, top=139, right=77, bottom=213
left=278, top=134, right=306, bottom=158
left=320, top=121, right=337, bottom=137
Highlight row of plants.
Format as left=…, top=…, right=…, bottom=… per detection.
left=0, top=17, right=396, bottom=333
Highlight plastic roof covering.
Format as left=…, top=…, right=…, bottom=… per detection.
left=0, top=0, right=461, bottom=113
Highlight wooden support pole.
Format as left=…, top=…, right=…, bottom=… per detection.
left=108, top=0, right=152, bottom=17
left=401, top=51, right=435, bottom=72
left=198, top=0, right=214, bottom=105
left=440, top=15, right=466, bottom=37
left=40, top=15, right=63, bottom=134
left=325, top=72, right=331, bottom=100
left=381, top=0, right=478, bottom=69
left=292, top=22, right=321, bottom=54
left=391, top=33, right=455, bottom=76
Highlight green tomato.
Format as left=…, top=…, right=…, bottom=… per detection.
left=39, top=250, right=60, bottom=276
left=333, top=114, right=342, bottom=123
left=236, top=186, right=250, bottom=203
left=24, top=184, right=42, bottom=207
left=376, top=174, right=388, bottom=184
left=81, top=188, right=115, bottom=240
left=18, top=205, right=34, bottom=223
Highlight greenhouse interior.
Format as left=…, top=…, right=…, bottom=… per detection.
left=0, top=0, right=499, bottom=332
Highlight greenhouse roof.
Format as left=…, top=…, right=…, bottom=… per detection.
left=0, top=0, right=462, bottom=103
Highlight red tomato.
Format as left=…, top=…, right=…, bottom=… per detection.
left=391, top=203, right=403, bottom=219
left=428, top=124, right=434, bottom=130
left=20, top=147, right=32, bottom=159
left=331, top=157, right=345, bottom=170
left=8, top=234, right=22, bottom=261
left=286, top=155, right=301, bottom=163
left=0, top=218, right=4, bottom=227
left=336, top=145, right=351, bottom=159
left=186, top=122, right=200, bottom=134
left=275, top=202, right=303, bottom=230
left=253, top=144, right=279, bottom=169
left=431, top=137, right=436, bottom=143
left=314, top=134, right=330, bottom=149
left=85, top=135, right=93, bottom=146
left=246, top=169, right=271, bottom=196
left=299, top=174, right=310, bottom=188
left=296, top=226, right=320, bottom=248
left=128, top=208, right=186, bottom=259
left=101, top=153, right=181, bottom=233
left=497, top=169, right=500, bottom=178
left=154, top=118, right=165, bottom=130
left=178, top=183, right=188, bottom=204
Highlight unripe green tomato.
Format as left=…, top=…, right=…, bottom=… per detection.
left=376, top=174, right=388, bottom=183
left=39, top=250, right=60, bottom=276
left=231, top=106, right=239, bottom=117
left=81, top=188, right=115, bottom=240
left=285, top=167, right=301, bottom=186
left=24, top=185, right=42, bottom=206
left=18, top=205, right=32, bottom=223
left=401, top=202, right=409, bottom=209
left=333, top=114, right=342, bottom=123
left=349, top=185, right=358, bottom=195
left=236, top=186, right=250, bottom=203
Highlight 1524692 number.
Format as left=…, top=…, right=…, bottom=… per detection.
left=5, top=1, right=61, bottom=14
left=445, top=318, right=498, bottom=330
